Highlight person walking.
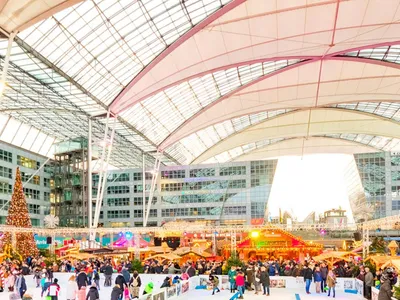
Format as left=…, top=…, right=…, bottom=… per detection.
left=33, top=268, right=41, bottom=288
left=246, top=265, right=255, bottom=291
left=104, top=263, right=113, bottom=287
left=15, top=272, right=27, bottom=298
left=66, top=275, right=79, bottom=300
left=228, top=266, right=237, bottom=293
left=209, top=274, right=220, bottom=295
left=303, top=264, right=313, bottom=294
left=254, top=266, right=261, bottom=295
left=320, top=263, right=328, bottom=293
left=77, top=269, right=88, bottom=289
left=313, top=266, right=322, bottom=293
left=93, top=269, right=100, bottom=291
left=235, top=271, right=245, bottom=299
left=327, top=270, right=336, bottom=298
left=115, top=273, right=127, bottom=296
left=86, top=282, right=100, bottom=300
left=129, top=271, right=141, bottom=299
left=111, top=284, right=123, bottom=300
left=378, top=271, right=394, bottom=300
left=47, top=278, right=61, bottom=300
left=365, top=267, right=374, bottom=300
left=260, top=266, right=270, bottom=296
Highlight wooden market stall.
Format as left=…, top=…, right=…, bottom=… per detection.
left=312, top=251, right=358, bottom=267
left=232, top=227, right=323, bottom=261
left=145, top=253, right=182, bottom=262
left=365, top=241, right=400, bottom=271
left=173, top=247, right=212, bottom=263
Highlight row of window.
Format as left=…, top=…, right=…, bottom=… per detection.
left=0, top=183, right=12, bottom=194
left=21, top=172, right=40, bottom=185
left=24, top=188, right=40, bottom=200
left=161, top=207, right=221, bottom=217
left=0, top=166, right=12, bottom=179
left=106, top=184, right=158, bottom=195
left=107, top=198, right=130, bottom=207
left=28, top=204, right=40, bottom=214
left=106, top=209, right=158, bottom=219
left=161, top=170, right=185, bottom=179
left=161, top=179, right=246, bottom=192
left=220, top=166, right=246, bottom=176
left=161, top=193, right=235, bottom=204
left=17, top=155, right=40, bottom=170
left=0, top=150, right=12, bottom=163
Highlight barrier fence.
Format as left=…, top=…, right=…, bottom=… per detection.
left=21, top=273, right=366, bottom=300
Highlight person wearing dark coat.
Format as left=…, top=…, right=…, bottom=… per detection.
left=303, top=265, right=313, bottom=294
left=86, top=284, right=100, bottom=300
left=260, top=266, right=270, bottom=296
left=115, top=274, right=127, bottom=294
left=104, top=264, right=113, bottom=287
left=110, top=285, right=123, bottom=300
left=320, top=263, right=328, bottom=293
left=246, top=266, right=255, bottom=291
left=378, top=272, right=393, bottom=300
left=185, top=264, right=195, bottom=277
left=121, top=268, right=130, bottom=284
left=77, top=270, right=88, bottom=289
left=160, top=277, right=171, bottom=288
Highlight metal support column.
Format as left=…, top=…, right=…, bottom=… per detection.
left=231, top=230, right=237, bottom=257
left=93, top=110, right=117, bottom=229
left=362, top=224, right=370, bottom=259
left=88, top=118, right=93, bottom=228
left=144, top=155, right=161, bottom=227
left=134, top=233, right=141, bottom=260
left=0, top=32, right=16, bottom=99
left=212, top=231, right=217, bottom=256
left=142, top=153, right=146, bottom=226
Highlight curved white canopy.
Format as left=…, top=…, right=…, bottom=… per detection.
left=1, top=0, right=400, bottom=165
left=193, top=108, right=400, bottom=164
left=0, top=0, right=81, bottom=33
left=232, top=137, right=381, bottom=162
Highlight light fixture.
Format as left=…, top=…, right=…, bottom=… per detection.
left=250, top=231, right=260, bottom=239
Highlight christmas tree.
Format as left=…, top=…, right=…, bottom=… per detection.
left=2, top=167, right=38, bottom=258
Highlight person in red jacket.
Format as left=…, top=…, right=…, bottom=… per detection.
left=235, top=271, right=245, bottom=299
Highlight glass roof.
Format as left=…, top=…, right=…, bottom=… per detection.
left=120, top=59, right=302, bottom=145
left=202, top=138, right=286, bottom=164
left=18, top=0, right=232, bottom=106
left=166, top=109, right=292, bottom=164
left=0, top=42, right=157, bottom=168
left=4, top=2, right=400, bottom=166
left=343, top=45, right=400, bottom=64
left=330, top=102, right=400, bottom=122
left=323, top=134, right=400, bottom=152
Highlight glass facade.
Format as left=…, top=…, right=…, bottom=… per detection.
left=97, top=160, right=277, bottom=227
left=353, top=152, right=400, bottom=219
left=0, top=142, right=51, bottom=226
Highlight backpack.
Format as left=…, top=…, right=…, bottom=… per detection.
left=94, top=272, right=100, bottom=280
left=131, top=277, right=139, bottom=287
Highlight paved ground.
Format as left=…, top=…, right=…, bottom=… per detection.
left=186, top=289, right=359, bottom=300
left=2, top=276, right=360, bottom=300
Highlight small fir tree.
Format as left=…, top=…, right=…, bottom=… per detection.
left=2, top=167, right=38, bottom=258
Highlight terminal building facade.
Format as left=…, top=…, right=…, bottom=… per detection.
left=0, top=142, right=52, bottom=227
left=0, top=139, right=400, bottom=228
left=92, top=160, right=278, bottom=228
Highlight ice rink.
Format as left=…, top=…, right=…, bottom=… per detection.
left=2, top=273, right=362, bottom=300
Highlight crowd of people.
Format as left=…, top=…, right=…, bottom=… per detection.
left=0, top=254, right=397, bottom=299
